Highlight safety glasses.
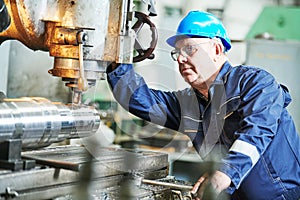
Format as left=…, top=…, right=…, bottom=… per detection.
left=170, top=40, right=213, bottom=61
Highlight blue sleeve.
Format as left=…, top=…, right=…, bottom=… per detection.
left=218, top=68, right=285, bottom=193
left=106, top=64, right=181, bottom=130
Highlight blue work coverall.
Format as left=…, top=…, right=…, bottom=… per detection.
left=107, top=61, right=300, bottom=200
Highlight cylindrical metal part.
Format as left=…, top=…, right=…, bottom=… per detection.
left=0, top=97, right=100, bottom=149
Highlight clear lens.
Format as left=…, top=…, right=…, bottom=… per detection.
left=170, top=45, right=198, bottom=61
left=183, top=45, right=196, bottom=57
left=170, top=40, right=212, bottom=61
left=171, top=38, right=214, bottom=61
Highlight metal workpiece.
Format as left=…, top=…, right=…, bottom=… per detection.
left=0, top=97, right=100, bottom=149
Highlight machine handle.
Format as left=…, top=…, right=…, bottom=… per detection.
left=132, top=11, right=158, bottom=63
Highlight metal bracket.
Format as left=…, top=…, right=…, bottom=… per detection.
left=0, top=139, right=35, bottom=171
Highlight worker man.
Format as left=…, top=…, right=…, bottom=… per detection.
left=106, top=10, right=300, bottom=200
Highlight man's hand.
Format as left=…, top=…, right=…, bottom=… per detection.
left=109, top=62, right=120, bottom=71
left=191, top=170, right=231, bottom=200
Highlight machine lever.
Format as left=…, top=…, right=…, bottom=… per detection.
left=76, top=32, right=89, bottom=94
left=137, top=177, right=196, bottom=200
left=141, top=178, right=193, bottom=191
left=77, top=43, right=88, bottom=93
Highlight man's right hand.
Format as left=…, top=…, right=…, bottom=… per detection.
left=109, top=62, right=120, bottom=71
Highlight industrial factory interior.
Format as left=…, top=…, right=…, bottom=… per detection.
left=0, top=0, right=299, bottom=199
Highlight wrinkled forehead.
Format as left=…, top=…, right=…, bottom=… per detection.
left=174, top=36, right=212, bottom=48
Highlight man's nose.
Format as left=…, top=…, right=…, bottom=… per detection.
left=177, top=54, right=187, bottom=63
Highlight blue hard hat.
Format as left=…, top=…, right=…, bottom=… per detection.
left=166, top=10, right=231, bottom=51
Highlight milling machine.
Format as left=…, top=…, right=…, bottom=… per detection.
left=0, top=0, right=158, bottom=104
left=0, top=0, right=195, bottom=199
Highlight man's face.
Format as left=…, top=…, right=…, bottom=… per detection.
left=174, top=37, right=219, bottom=87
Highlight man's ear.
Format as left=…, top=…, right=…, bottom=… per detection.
left=215, top=42, right=224, bottom=56
left=213, top=42, right=224, bottom=62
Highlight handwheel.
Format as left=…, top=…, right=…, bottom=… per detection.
left=132, top=11, right=158, bottom=63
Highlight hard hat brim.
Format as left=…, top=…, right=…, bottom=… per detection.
left=166, top=34, right=207, bottom=47
left=166, top=33, right=231, bottom=51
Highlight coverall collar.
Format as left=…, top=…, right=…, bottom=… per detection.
left=214, top=60, right=232, bottom=84
left=207, top=61, right=232, bottom=99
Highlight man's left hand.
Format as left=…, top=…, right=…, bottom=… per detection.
left=191, top=170, right=231, bottom=200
